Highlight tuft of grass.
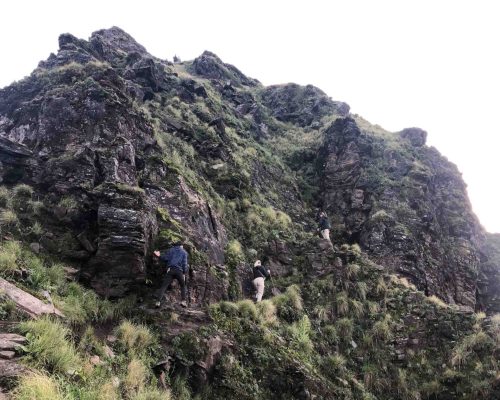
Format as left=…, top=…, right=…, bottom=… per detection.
left=0, top=240, right=21, bottom=275
left=375, top=277, right=388, bottom=296
left=350, top=243, right=362, bottom=257
left=225, top=239, right=244, bottom=266
left=0, top=209, right=19, bottom=228
left=391, top=275, right=416, bottom=290
left=451, top=330, right=493, bottom=367
left=13, top=373, right=64, bottom=400
left=272, top=284, right=303, bottom=322
left=57, top=196, right=78, bottom=210
left=96, top=380, right=120, bottom=400
left=19, top=317, right=80, bottom=373
left=13, top=183, right=34, bottom=198
left=345, top=263, right=360, bottom=279
left=115, top=320, right=155, bottom=357
left=335, top=291, right=349, bottom=316
left=28, top=200, right=45, bottom=216
left=366, top=301, right=381, bottom=315
left=132, top=387, right=172, bottom=400
left=371, top=315, right=393, bottom=342
left=0, top=186, right=10, bottom=208
left=124, top=358, right=147, bottom=396
left=218, top=301, right=240, bottom=316
left=324, top=353, right=346, bottom=375
left=349, top=299, right=365, bottom=317
left=31, top=221, right=44, bottom=236
left=355, top=281, right=368, bottom=300
left=55, top=282, right=104, bottom=323
left=287, top=315, right=313, bottom=353
left=336, top=317, right=354, bottom=340
left=237, top=299, right=258, bottom=320
left=256, top=299, right=277, bottom=325
left=426, top=295, right=448, bottom=308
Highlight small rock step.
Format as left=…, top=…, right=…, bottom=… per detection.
left=0, top=359, right=28, bottom=378
left=0, top=351, right=15, bottom=360
left=0, top=333, right=26, bottom=351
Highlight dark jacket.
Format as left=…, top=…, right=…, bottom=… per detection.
left=253, top=265, right=270, bottom=280
left=319, top=216, right=331, bottom=230
left=160, top=245, right=188, bottom=274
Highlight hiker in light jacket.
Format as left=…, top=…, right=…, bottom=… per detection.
left=252, top=260, right=270, bottom=302
left=154, top=242, right=188, bottom=308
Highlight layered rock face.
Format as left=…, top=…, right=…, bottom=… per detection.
left=0, top=26, right=498, bottom=311
left=0, top=27, right=228, bottom=296
left=478, top=233, right=500, bottom=313
left=318, top=117, right=484, bottom=308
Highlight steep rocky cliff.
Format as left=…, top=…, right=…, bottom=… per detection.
left=0, top=27, right=499, bottom=399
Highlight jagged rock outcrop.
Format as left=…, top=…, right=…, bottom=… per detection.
left=478, top=233, right=500, bottom=313
left=318, top=117, right=484, bottom=309
left=261, top=83, right=350, bottom=127
left=189, top=51, right=260, bottom=87
left=0, top=28, right=228, bottom=297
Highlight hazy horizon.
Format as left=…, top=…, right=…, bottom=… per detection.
left=1, top=0, right=499, bottom=232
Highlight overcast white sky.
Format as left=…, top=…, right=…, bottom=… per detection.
left=1, top=0, right=499, bottom=232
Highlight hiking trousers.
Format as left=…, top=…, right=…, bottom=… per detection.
left=253, top=277, right=265, bottom=302
left=157, top=268, right=187, bottom=301
left=321, top=228, right=330, bottom=241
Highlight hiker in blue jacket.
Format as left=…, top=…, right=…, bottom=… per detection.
left=154, top=242, right=189, bottom=308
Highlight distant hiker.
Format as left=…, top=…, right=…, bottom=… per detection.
left=154, top=242, right=188, bottom=308
left=252, top=260, right=271, bottom=302
left=318, top=211, right=331, bottom=241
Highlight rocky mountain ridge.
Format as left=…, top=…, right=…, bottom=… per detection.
left=0, top=27, right=498, bottom=399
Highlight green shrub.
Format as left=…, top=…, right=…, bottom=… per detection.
left=20, top=317, right=80, bottom=373
left=171, top=332, right=205, bottom=367
left=13, top=373, right=64, bottom=400
left=172, top=375, right=193, bottom=400
left=13, top=183, right=34, bottom=198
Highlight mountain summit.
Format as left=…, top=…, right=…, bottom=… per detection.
left=0, top=27, right=498, bottom=399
